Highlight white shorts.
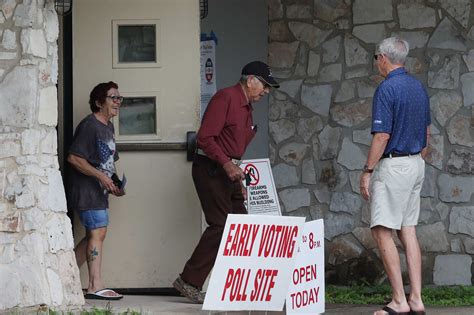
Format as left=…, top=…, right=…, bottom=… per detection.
left=370, top=154, right=425, bottom=230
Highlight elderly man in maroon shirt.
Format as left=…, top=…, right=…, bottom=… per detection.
left=173, top=61, right=279, bottom=303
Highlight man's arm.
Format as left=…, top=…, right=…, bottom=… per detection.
left=365, top=132, right=390, bottom=169
left=67, top=154, right=121, bottom=195
left=421, top=126, right=430, bottom=159
left=197, top=93, right=231, bottom=166
left=360, top=132, right=390, bottom=200
left=198, top=92, right=244, bottom=181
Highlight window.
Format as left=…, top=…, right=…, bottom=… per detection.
left=112, top=19, right=161, bottom=68
left=113, top=92, right=161, bottom=143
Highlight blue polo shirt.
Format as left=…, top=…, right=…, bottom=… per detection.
left=371, top=67, right=431, bottom=155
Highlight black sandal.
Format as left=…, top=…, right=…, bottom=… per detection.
left=382, top=306, right=411, bottom=315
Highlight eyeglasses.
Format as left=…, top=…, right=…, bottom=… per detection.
left=255, top=76, right=271, bottom=89
left=107, top=95, right=124, bottom=102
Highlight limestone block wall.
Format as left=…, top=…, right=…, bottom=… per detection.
left=0, top=0, right=83, bottom=311
left=268, top=0, right=473, bottom=285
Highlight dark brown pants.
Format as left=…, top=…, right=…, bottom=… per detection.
left=180, top=154, right=246, bottom=288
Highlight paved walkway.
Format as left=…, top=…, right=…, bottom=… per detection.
left=81, top=295, right=474, bottom=314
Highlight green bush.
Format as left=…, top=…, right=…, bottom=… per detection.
left=326, top=285, right=474, bottom=306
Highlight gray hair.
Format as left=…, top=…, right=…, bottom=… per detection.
left=240, top=74, right=250, bottom=84
left=376, top=37, right=409, bottom=65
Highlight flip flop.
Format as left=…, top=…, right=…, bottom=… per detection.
left=381, top=306, right=411, bottom=315
left=84, top=288, right=123, bottom=300
left=410, top=310, right=426, bottom=315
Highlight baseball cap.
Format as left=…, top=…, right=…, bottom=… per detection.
left=241, top=61, right=280, bottom=88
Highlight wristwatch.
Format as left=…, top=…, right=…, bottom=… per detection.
left=363, top=164, right=374, bottom=173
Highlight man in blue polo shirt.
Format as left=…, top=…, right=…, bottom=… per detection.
left=360, top=37, right=430, bottom=315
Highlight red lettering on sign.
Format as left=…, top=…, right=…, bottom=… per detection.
left=290, top=286, right=320, bottom=309
left=292, top=264, right=317, bottom=285
left=223, top=224, right=236, bottom=256
left=287, top=226, right=298, bottom=257
left=229, top=224, right=241, bottom=255
left=222, top=268, right=234, bottom=300
left=276, top=225, right=290, bottom=257
left=258, top=225, right=299, bottom=258
left=223, top=224, right=260, bottom=256
left=248, top=224, right=259, bottom=255
left=237, top=223, right=249, bottom=255
left=221, top=268, right=250, bottom=301
left=250, top=269, right=278, bottom=302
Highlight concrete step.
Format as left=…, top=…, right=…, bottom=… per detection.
left=73, top=295, right=474, bottom=315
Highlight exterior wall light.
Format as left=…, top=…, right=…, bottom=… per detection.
left=54, top=0, right=72, bottom=16
left=200, top=0, right=208, bottom=19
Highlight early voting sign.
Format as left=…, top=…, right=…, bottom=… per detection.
left=240, top=159, right=281, bottom=216
left=203, top=214, right=305, bottom=311
left=286, top=219, right=325, bottom=314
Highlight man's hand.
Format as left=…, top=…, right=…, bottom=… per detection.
left=421, top=146, right=429, bottom=160
left=360, top=172, right=371, bottom=201
left=223, top=161, right=245, bottom=182
left=240, top=181, right=247, bottom=199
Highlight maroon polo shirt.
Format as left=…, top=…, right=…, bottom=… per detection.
left=197, top=83, right=256, bottom=166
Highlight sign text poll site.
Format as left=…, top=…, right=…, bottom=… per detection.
left=203, top=214, right=305, bottom=311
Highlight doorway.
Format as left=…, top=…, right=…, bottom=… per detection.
left=67, top=0, right=202, bottom=289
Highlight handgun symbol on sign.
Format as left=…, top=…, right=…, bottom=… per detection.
left=244, top=164, right=260, bottom=186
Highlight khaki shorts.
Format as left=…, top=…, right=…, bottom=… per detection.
left=370, top=154, right=425, bottom=230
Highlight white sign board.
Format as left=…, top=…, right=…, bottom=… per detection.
left=286, top=219, right=325, bottom=314
left=240, top=158, right=281, bottom=216
left=203, top=214, right=305, bottom=311
left=200, top=39, right=217, bottom=116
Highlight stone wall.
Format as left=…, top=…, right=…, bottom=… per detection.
left=268, top=0, right=473, bottom=285
left=0, top=0, right=83, bottom=311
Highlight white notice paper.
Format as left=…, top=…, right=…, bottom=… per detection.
left=240, top=159, right=281, bottom=216
left=200, top=39, right=217, bottom=116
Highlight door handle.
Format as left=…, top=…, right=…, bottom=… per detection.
left=186, top=131, right=197, bottom=161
